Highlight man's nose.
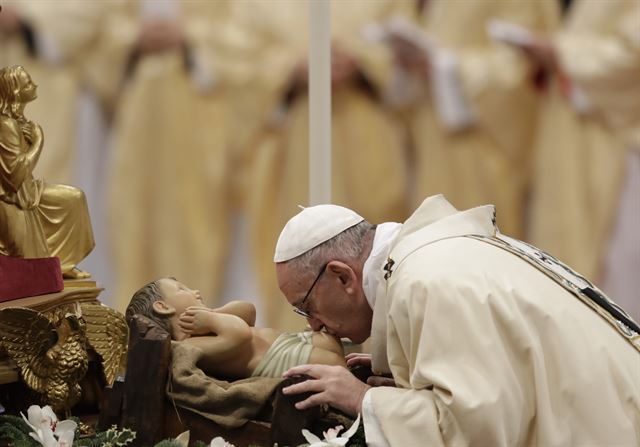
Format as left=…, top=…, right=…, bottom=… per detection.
left=308, top=317, right=324, bottom=332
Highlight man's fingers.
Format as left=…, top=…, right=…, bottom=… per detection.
left=367, top=376, right=396, bottom=387
left=293, top=392, right=327, bottom=410
left=345, top=353, right=371, bottom=367
left=283, top=363, right=325, bottom=378
left=282, top=378, right=323, bottom=396
left=345, top=352, right=369, bottom=360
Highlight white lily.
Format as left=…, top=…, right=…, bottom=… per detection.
left=52, top=420, right=76, bottom=447
left=20, top=405, right=77, bottom=447
left=210, top=436, right=236, bottom=447
left=175, top=430, right=190, bottom=447
left=301, top=413, right=361, bottom=447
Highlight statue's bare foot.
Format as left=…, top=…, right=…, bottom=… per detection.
left=63, top=267, right=91, bottom=279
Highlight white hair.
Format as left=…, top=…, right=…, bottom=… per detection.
left=285, top=220, right=375, bottom=276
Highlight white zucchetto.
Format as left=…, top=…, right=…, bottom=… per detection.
left=274, top=204, right=365, bottom=262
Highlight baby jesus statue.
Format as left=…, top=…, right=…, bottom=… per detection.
left=126, top=277, right=346, bottom=380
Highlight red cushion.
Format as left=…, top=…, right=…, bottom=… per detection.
left=0, top=255, right=63, bottom=302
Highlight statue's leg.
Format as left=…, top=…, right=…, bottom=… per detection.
left=0, top=201, right=49, bottom=258
left=37, top=184, right=95, bottom=276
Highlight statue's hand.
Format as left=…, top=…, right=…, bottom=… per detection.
left=178, top=307, right=214, bottom=336
left=21, top=122, right=33, bottom=141
left=21, top=122, right=42, bottom=144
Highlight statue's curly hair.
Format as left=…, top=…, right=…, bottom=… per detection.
left=125, top=279, right=173, bottom=335
left=0, top=65, right=27, bottom=120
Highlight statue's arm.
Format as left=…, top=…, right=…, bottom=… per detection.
left=0, top=117, right=43, bottom=191
left=182, top=313, right=253, bottom=358
left=209, top=300, right=257, bottom=326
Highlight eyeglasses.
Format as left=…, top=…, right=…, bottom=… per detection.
left=293, top=263, right=328, bottom=319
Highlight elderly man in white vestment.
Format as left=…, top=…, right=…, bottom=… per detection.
left=274, top=195, right=640, bottom=446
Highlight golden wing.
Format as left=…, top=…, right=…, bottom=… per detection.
left=0, top=307, right=56, bottom=393
left=80, top=303, right=128, bottom=384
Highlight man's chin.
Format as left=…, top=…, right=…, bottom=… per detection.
left=348, top=333, right=368, bottom=345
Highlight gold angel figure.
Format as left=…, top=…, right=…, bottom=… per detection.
left=0, top=307, right=89, bottom=411
left=0, top=304, right=129, bottom=412
left=0, top=65, right=94, bottom=279
left=79, top=303, right=129, bottom=384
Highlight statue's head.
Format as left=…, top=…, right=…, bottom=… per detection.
left=0, top=65, right=37, bottom=119
left=126, top=277, right=204, bottom=339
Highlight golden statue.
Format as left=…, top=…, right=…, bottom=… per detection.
left=0, top=303, right=128, bottom=412
left=0, top=65, right=94, bottom=279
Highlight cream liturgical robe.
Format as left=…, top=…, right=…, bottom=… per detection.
left=366, top=196, right=640, bottom=446
left=0, top=1, right=88, bottom=185
left=101, top=1, right=234, bottom=311
left=402, top=0, right=558, bottom=238
left=529, top=100, right=622, bottom=283
left=529, top=0, right=633, bottom=281
left=236, top=0, right=409, bottom=330
left=553, top=0, right=640, bottom=320
left=555, top=0, right=640, bottom=149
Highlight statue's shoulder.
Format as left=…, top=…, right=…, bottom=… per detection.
left=0, top=114, right=17, bottom=125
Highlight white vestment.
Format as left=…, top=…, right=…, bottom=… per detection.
left=364, top=195, right=639, bottom=446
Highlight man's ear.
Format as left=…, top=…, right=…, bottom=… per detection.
left=328, top=261, right=357, bottom=289
left=152, top=300, right=175, bottom=316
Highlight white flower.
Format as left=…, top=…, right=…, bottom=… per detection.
left=52, top=420, right=76, bottom=447
left=175, top=430, right=190, bottom=447
left=301, top=413, right=361, bottom=447
left=210, top=436, right=236, bottom=447
left=20, top=405, right=77, bottom=447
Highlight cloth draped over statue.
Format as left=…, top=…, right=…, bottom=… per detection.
left=167, top=342, right=280, bottom=428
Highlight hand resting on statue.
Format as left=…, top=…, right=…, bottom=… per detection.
left=346, top=352, right=396, bottom=387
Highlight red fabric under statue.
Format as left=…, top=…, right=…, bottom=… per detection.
left=0, top=254, right=63, bottom=301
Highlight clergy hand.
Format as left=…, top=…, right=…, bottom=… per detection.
left=331, top=44, right=359, bottom=87
left=289, top=59, right=309, bottom=90
left=389, top=35, right=429, bottom=77
left=345, top=352, right=372, bottom=368
left=282, top=364, right=371, bottom=417
left=346, top=353, right=396, bottom=387
left=0, top=6, right=21, bottom=34
left=178, top=307, right=214, bottom=336
left=137, top=20, right=185, bottom=54
left=517, top=37, right=558, bottom=73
